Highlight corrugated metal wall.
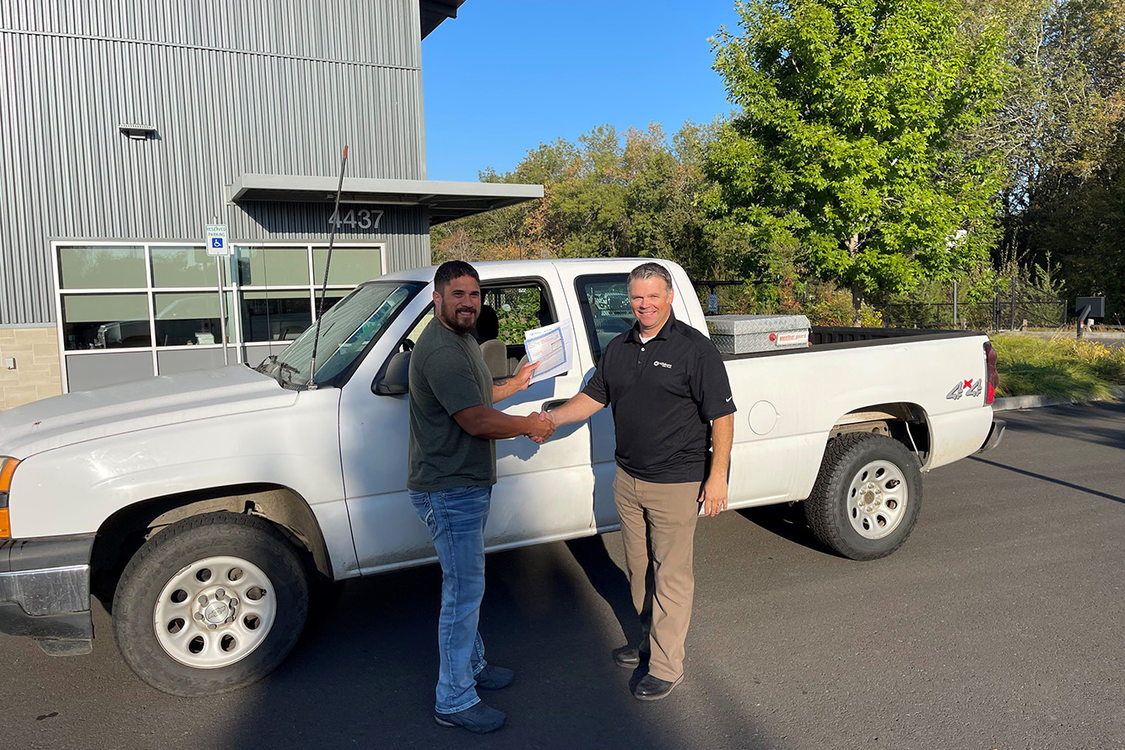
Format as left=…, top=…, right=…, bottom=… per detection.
left=0, top=0, right=431, bottom=324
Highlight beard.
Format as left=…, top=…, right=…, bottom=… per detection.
left=439, top=304, right=478, bottom=336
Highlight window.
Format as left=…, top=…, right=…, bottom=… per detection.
left=62, top=294, right=151, bottom=349
left=59, top=245, right=147, bottom=289
left=55, top=242, right=386, bottom=390
left=575, top=274, right=633, bottom=364
left=264, top=281, right=422, bottom=388
left=154, top=292, right=222, bottom=346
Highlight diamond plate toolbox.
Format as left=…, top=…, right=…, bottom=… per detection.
left=705, top=314, right=811, bottom=354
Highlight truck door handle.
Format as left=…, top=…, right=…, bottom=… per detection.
left=543, top=399, right=568, bottom=412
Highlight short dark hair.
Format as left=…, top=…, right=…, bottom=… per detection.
left=628, top=262, right=672, bottom=292
left=434, top=260, right=480, bottom=293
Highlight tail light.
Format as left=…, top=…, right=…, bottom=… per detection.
left=983, top=342, right=998, bottom=404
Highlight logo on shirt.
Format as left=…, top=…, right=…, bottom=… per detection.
left=653, top=360, right=673, bottom=369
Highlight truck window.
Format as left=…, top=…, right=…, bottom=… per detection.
left=575, top=274, right=633, bottom=364
left=259, top=280, right=423, bottom=389
left=394, top=279, right=557, bottom=379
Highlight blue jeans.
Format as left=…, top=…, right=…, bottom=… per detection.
left=409, top=485, right=491, bottom=714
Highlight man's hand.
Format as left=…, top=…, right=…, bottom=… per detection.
left=493, top=360, right=540, bottom=403
left=524, top=411, right=555, bottom=444
left=511, top=360, right=539, bottom=391
left=698, top=474, right=728, bottom=517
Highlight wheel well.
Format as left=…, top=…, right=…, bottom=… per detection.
left=829, top=403, right=931, bottom=465
left=90, top=484, right=332, bottom=608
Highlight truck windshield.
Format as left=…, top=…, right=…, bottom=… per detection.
left=256, top=281, right=423, bottom=389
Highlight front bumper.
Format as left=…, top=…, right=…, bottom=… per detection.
left=0, top=535, right=95, bottom=647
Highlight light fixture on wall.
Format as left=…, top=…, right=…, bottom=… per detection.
left=118, top=123, right=158, bottom=140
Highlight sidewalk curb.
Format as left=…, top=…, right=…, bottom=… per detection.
left=992, top=386, right=1125, bottom=412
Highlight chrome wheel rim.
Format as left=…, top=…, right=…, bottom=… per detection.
left=846, top=460, right=908, bottom=539
left=153, top=555, right=277, bottom=669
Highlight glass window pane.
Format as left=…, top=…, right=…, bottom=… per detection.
left=236, top=246, right=309, bottom=286
left=154, top=292, right=222, bottom=347
left=312, top=247, right=382, bottom=286
left=312, top=290, right=350, bottom=319
left=61, top=294, right=151, bottom=350
left=270, top=282, right=422, bottom=388
left=224, top=291, right=236, bottom=344
left=59, top=246, right=146, bottom=289
left=240, top=291, right=312, bottom=342
left=152, top=246, right=217, bottom=288
left=575, top=275, right=633, bottom=364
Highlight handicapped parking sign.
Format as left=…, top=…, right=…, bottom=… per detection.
left=205, top=224, right=229, bottom=256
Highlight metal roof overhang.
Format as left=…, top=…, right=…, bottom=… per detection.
left=230, top=174, right=544, bottom=225
left=420, top=0, right=466, bottom=39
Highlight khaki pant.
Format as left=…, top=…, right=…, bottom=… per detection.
left=613, top=466, right=701, bottom=682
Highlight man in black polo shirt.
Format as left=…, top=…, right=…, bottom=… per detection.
left=546, top=261, right=736, bottom=701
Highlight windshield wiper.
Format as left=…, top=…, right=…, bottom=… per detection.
left=275, top=360, right=301, bottom=388
left=256, top=355, right=278, bottom=375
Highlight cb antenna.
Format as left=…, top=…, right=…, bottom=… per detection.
left=308, top=144, right=349, bottom=389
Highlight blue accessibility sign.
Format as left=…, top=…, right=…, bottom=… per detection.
left=205, top=224, right=229, bottom=256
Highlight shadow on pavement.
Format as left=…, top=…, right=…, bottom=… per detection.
left=969, top=455, right=1125, bottom=505
left=564, top=535, right=642, bottom=649
left=212, top=539, right=774, bottom=749
left=735, top=504, right=835, bottom=557
left=1002, top=401, right=1125, bottom=450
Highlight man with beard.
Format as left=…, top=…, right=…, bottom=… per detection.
left=407, top=260, right=554, bottom=734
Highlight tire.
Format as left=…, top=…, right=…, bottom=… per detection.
left=112, top=512, right=310, bottom=697
left=804, top=433, right=923, bottom=561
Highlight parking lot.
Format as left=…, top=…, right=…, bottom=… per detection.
left=3, top=401, right=1123, bottom=749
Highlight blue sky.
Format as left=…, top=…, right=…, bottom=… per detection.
left=421, top=0, right=744, bottom=182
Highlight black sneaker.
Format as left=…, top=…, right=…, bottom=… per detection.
left=632, top=673, right=683, bottom=701
left=612, top=646, right=649, bottom=668
left=433, top=702, right=506, bottom=733
left=475, top=665, right=514, bottom=690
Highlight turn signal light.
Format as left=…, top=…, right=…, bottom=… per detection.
left=0, top=457, right=17, bottom=491
left=0, top=457, right=18, bottom=538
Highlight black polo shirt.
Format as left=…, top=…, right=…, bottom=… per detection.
left=582, top=313, right=736, bottom=483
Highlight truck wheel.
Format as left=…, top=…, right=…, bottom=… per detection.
left=804, top=433, right=922, bottom=561
left=112, top=512, right=309, bottom=696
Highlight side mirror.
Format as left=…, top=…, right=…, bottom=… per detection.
left=373, top=351, right=410, bottom=395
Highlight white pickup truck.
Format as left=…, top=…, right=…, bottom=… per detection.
left=0, top=258, right=1004, bottom=696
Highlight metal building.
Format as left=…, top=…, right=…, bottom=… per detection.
left=0, top=0, right=540, bottom=409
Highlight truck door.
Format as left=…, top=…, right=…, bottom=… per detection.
left=339, top=269, right=596, bottom=574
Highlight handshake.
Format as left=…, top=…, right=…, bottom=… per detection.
left=522, top=410, right=558, bottom=444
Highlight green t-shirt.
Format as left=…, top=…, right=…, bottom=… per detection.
left=407, top=317, right=496, bottom=491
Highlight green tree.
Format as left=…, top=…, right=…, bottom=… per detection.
left=432, top=123, right=724, bottom=275
left=979, top=0, right=1125, bottom=316
left=706, top=0, right=1008, bottom=313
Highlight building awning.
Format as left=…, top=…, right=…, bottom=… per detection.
left=230, top=174, right=544, bottom=225
left=420, top=0, right=467, bottom=39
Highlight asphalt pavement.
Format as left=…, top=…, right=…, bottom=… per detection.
left=3, top=402, right=1123, bottom=749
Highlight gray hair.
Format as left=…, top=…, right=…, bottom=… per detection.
left=627, top=262, right=672, bottom=292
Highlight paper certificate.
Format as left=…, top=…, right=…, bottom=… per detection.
left=523, top=320, right=574, bottom=383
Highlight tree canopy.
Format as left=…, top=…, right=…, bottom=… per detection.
left=704, top=0, right=1008, bottom=309
left=432, top=0, right=1125, bottom=322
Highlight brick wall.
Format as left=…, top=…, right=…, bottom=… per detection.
left=0, top=327, right=63, bottom=412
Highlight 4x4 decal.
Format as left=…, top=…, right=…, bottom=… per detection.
left=946, top=378, right=983, bottom=400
